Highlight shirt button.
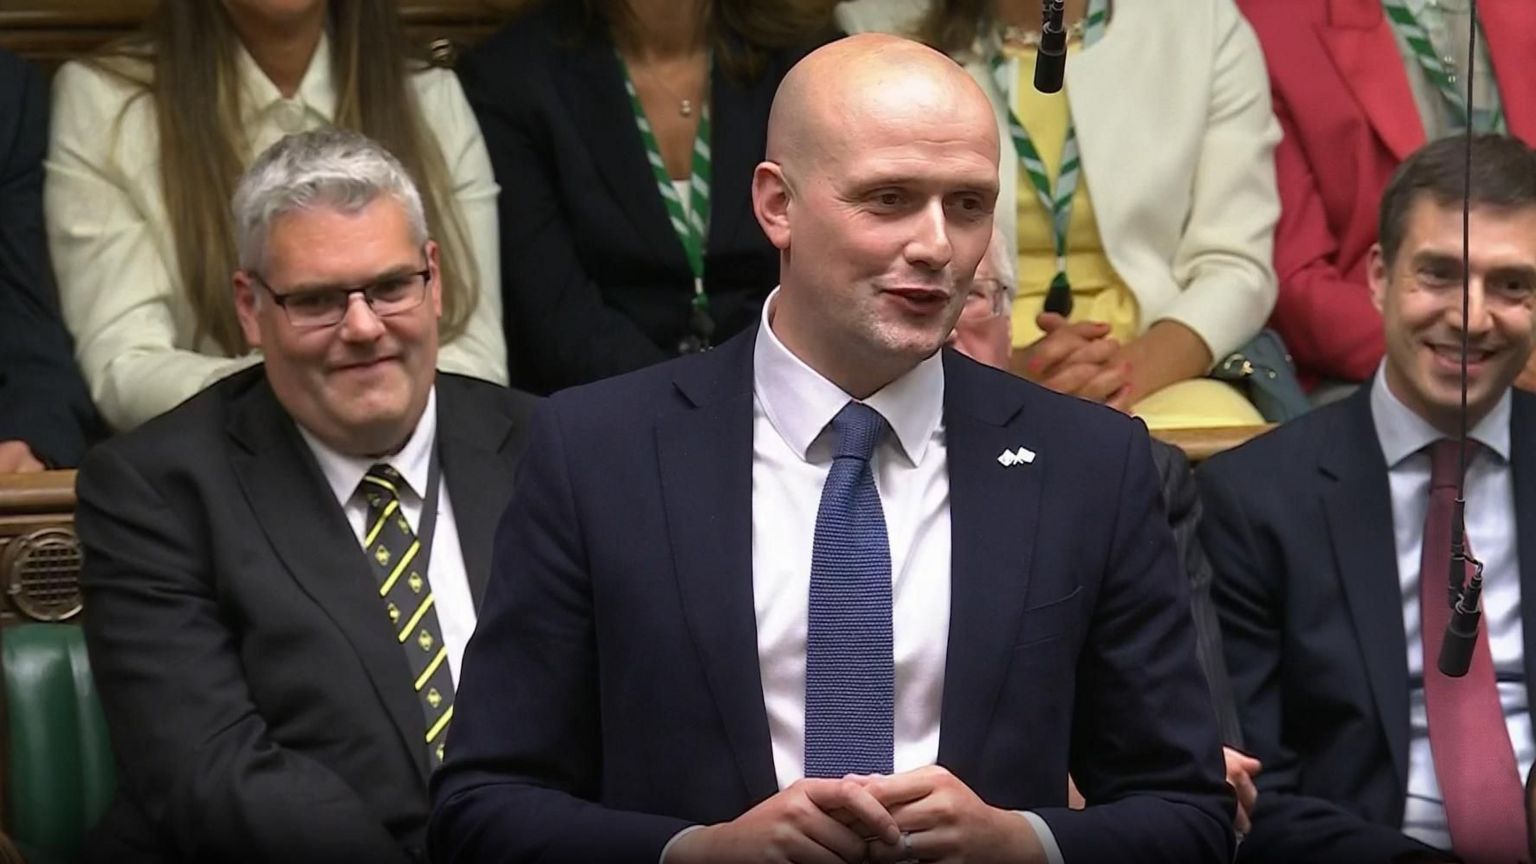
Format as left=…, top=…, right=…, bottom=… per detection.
left=275, top=101, right=305, bottom=133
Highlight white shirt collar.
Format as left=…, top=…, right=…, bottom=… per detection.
left=752, top=288, right=945, bottom=466
left=300, top=386, right=439, bottom=505
left=235, top=29, right=336, bottom=130
left=1370, top=362, right=1511, bottom=468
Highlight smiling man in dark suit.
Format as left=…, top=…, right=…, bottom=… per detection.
left=1201, top=134, right=1536, bottom=864
left=74, top=129, right=537, bottom=864
left=433, top=34, right=1231, bottom=864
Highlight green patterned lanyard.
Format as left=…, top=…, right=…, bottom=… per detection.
left=1381, top=0, right=1505, bottom=133
left=620, top=55, right=717, bottom=352
left=990, top=0, right=1109, bottom=316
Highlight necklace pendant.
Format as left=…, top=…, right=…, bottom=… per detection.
left=679, top=99, right=693, bottom=118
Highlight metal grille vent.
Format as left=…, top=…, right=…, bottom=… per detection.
left=4, top=527, right=84, bottom=622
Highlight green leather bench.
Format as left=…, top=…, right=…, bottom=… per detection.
left=3, top=624, right=113, bottom=864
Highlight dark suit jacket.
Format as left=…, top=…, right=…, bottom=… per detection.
left=1153, top=438, right=1245, bottom=747
left=1197, top=384, right=1536, bottom=863
left=457, top=2, right=817, bottom=394
left=75, top=368, right=537, bottom=864
left=431, top=330, right=1234, bottom=863
left=0, top=47, right=100, bottom=466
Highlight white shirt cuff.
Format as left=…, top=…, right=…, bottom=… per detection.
left=1018, top=810, right=1065, bottom=864
left=658, top=824, right=705, bottom=864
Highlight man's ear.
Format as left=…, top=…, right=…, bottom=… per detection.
left=233, top=271, right=264, bottom=350
left=1366, top=243, right=1389, bottom=313
left=425, top=239, right=443, bottom=318
left=752, top=161, right=792, bottom=251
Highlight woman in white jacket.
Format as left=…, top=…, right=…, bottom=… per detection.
left=47, top=0, right=508, bottom=431
left=838, top=0, right=1280, bottom=429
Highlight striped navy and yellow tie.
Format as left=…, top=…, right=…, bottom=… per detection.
left=359, top=463, right=454, bottom=767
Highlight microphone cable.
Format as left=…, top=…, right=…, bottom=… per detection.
left=1437, top=0, right=1486, bottom=678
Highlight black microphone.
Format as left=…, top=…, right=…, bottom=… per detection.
left=1438, top=500, right=1482, bottom=677
left=1435, top=0, right=1484, bottom=678
left=1033, top=0, right=1067, bottom=94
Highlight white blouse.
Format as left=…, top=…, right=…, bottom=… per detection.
left=46, top=33, right=508, bottom=432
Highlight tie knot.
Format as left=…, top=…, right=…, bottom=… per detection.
left=829, top=402, right=888, bottom=462
left=360, top=463, right=407, bottom=506
left=1427, top=438, right=1479, bottom=490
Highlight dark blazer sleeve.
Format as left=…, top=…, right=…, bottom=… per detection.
left=430, top=399, right=693, bottom=863
left=1197, top=459, right=1441, bottom=864
left=1152, top=439, right=1245, bottom=746
left=0, top=50, right=100, bottom=466
left=1034, top=424, right=1235, bottom=862
left=456, top=34, right=670, bottom=393
left=76, top=444, right=414, bottom=864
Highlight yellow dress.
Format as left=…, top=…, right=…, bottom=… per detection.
left=1008, top=47, right=1260, bottom=430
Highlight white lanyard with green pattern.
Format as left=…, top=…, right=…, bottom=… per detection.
left=1381, top=0, right=1505, bottom=133
left=619, top=55, right=717, bottom=352
left=989, top=0, right=1109, bottom=317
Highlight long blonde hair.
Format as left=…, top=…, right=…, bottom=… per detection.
left=93, top=0, right=477, bottom=355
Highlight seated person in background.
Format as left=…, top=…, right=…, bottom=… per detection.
left=837, top=0, right=1280, bottom=429
left=47, top=0, right=507, bottom=433
left=1199, top=134, right=1536, bottom=863
left=432, top=34, right=1233, bottom=864
left=0, top=47, right=99, bottom=471
left=955, top=228, right=1262, bottom=834
left=74, top=130, right=537, bottom=864
left=1239, top=0, right=1536, bottom=390
left=457, top=0, right=834, bottom=394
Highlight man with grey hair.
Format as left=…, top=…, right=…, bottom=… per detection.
left=74, top=128, right=537, bottom=864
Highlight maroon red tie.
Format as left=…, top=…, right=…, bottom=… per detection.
left=1419, top=438, right=1526, bottom=863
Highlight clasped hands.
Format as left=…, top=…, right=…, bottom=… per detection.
left=1012, top=312, right=1135, bottom=413
left=668, top=764, right=1044, bottom=864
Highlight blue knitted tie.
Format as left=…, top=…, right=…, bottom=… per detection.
left=804, top=401, right=894, bottom=778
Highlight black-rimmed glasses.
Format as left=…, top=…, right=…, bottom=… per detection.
left=252, top=263, right=432, bottom=329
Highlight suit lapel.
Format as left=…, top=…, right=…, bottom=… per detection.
left=1320, top=387, right=1410, bottom=784
left=655, top=333, right=778, bottom=802
left=558, top=31, right=686, bottom=267
left=226, top=380, right=427, bottom=778
left=1320, top=0, right=1425, bottom=161
left=935, top=354, right=1041, bottom=779
left=436, top=378, right=517, bottom=608
left=1481, top=0, right=1536, bottom=142
left=1508, top=394, right=1536, bottom=688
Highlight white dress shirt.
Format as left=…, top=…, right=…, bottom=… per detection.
left=298, top=387, right=478, bottom=685
left=751, top=292, right=953, bottom=790
left=1370, top=370, right=1533, bottom=850
left=47, top=32, right=507, bottom=432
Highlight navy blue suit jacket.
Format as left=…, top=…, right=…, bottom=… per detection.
left=432, top=330, right=1234, bottom=863
left=1198, top=385, right=1536, bottom=863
